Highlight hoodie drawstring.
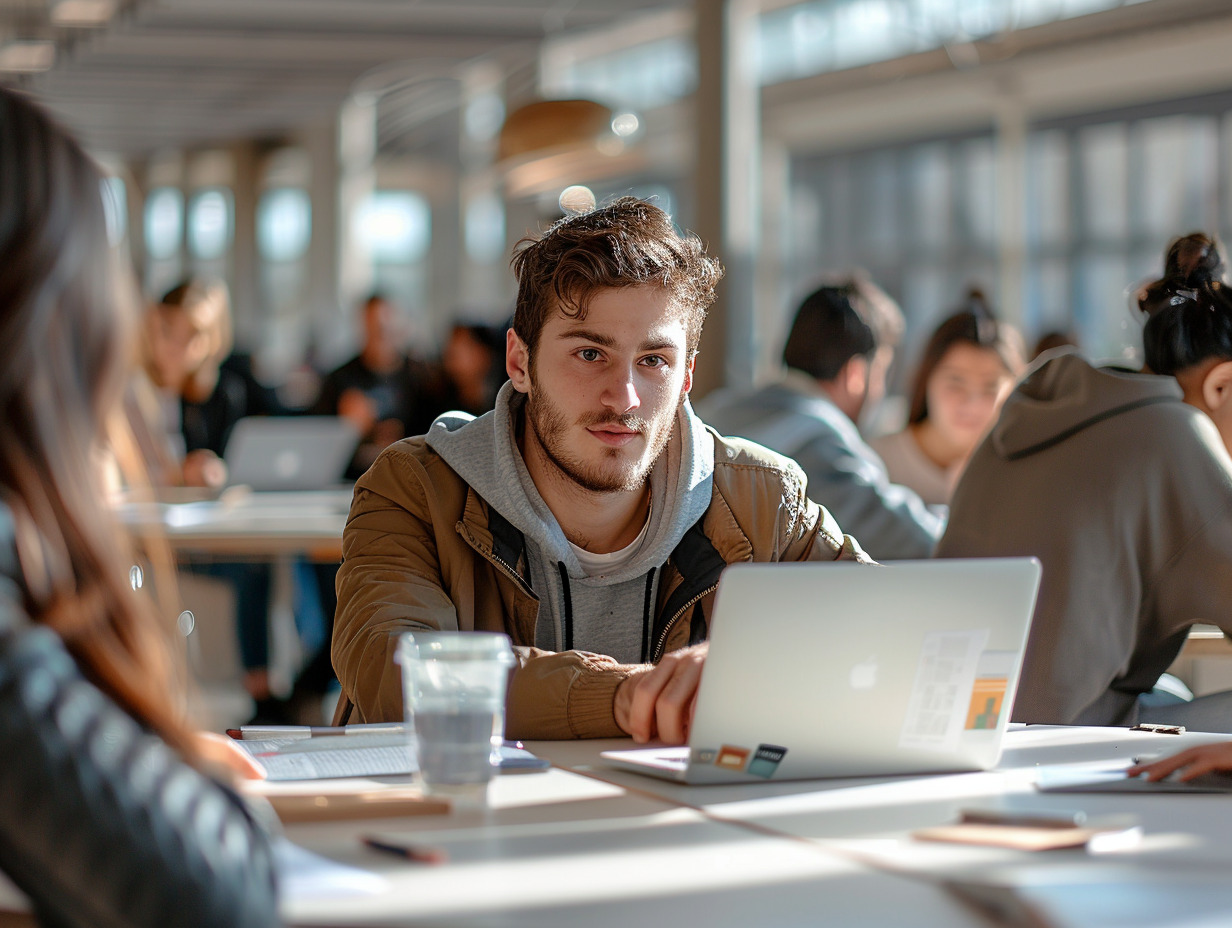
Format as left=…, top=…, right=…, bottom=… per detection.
left=557, top=562, right=573, bottom=652
left=640, top=567, right=656, bottom=664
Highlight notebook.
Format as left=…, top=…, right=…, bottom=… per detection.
left=223, top=416, right=360, bottom=491
left=602, top=557, right=1042, bottom=784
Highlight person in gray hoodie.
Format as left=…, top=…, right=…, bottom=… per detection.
left=331, top=197, right=869, bottom=743
left=698, top=279, right=943, bottom=560
left=937, top=232, right=1232, bottom=730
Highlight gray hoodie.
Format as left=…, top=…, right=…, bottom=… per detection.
left=938, top=350, right=1232, bottom=725
left=426, top=381, right=714, bottom=664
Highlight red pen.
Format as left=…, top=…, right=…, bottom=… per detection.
left=361, top=835, right=448, bottom=865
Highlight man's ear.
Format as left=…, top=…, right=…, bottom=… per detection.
left=1202, top=360, right=1232, bottom=412
left=682, top=353, right=695, bottom=396
left=841, top=354, right=871, bottom=398
left=506, top=328, right=531, bottom=394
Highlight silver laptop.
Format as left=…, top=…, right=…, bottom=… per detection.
left=602, top=557, right=1042, bottom=784
left=224, top=416, right=360, bottom=492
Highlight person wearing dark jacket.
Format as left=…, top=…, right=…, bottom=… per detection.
left=0, top=87, right=279, bottom=926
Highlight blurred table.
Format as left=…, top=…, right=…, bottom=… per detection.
left=114, top=486, right=353, bottom=560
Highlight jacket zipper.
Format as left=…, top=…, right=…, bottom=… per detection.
left=652, top=582, right=718, bottom=661
left=483, top=548, right=537, bottom=600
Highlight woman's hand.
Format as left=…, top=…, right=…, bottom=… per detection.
left=1126, top=741, right=1232, bottom=782
left=194, top=730, right=267, bottom=781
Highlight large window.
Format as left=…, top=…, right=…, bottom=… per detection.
left=757, top=0, right=1159, bottom=86
left=790, top=133, right=998, bottom=373
left=790, top=95, right=1232, bottom=367
left=355, top=190, right=432, bottom=317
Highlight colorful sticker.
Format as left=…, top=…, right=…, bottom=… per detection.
left=747, top=744, right=788, bottom=778
left=964, top=650, right=1017, bottom=730
left=715, top=745, right=750, bottom=771
left=965, top=677, right=1009, bottom=729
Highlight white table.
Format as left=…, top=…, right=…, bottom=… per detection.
left=279, top=767, right=985, bottom=928
left=526, top=725, right=1232, bottom=928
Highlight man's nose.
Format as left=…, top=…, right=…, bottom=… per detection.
left=602, top=365, right=641, bottom=413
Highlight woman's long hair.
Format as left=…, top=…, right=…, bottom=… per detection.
left=0, top=87, right=193, bottom=755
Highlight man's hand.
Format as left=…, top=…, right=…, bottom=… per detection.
left=614, top=643, right=708, bottom=745
left=182, top=449, right=226, bottom=488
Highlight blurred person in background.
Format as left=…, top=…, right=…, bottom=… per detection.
left=136, top=279, right=285, bottom=722
left=871, top=290, right=1026, bottom=506
left=698, top=278, right=943, bottom=561
left=435, top=320, right=508, bottom=417
left=139, top=279, right=244, bottom=489
left=0, top=85, right=277, bottom=927
left=938, top=233, right=1232, bottom=732
left=313, top=293, right=439, bottom=478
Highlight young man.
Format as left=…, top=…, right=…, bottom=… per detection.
left=699, top=281, right=943, bottom=560
left=331, top=198, right=869, bottom=742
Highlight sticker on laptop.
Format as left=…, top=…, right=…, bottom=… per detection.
left=747, top=744, right=788, bottom=778
left=692, top=748, right=717, bottom=766
left=965, top=650, right=1015, bottom=731
left=899, top=629, right=989, bottom=751
left=714, top=745, right=750, bottom=771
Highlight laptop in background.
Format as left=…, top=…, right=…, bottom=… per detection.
left=223, top=416, right=360, bottom=492
left=602, top=557, right=1042, bottom=784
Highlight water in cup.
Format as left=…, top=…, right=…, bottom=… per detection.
left=399, top=631, right=515, bottom=790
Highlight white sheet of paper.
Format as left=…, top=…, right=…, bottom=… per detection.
left=899, top=629, right=989, bottom=751
left=275, top=838, right=389, bottom=900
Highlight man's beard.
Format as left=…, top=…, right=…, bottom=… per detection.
left=525, top=382, right=681, bottom=494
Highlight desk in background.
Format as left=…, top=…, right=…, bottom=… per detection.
left=114, top=488, right=353, bottom=723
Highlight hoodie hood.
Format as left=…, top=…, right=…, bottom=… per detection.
left=425, top=380, right=715, bottom=584
left=989, top=349, right=1183, bottom=461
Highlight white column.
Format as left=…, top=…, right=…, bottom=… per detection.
left=304, top=96, right=377, bottom=365
left=458, top=61, right=508, bottom=322
left=995, top=88, right=1028, bottom=330
left=691, top=0, right=761, bottom=398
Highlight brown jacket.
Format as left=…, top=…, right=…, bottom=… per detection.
left=331, top=429, right=868, bottom=739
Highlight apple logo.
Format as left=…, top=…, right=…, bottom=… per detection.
left=274, top=449, right=302, bottom=479
left=849, top=656, right=878, bottom=690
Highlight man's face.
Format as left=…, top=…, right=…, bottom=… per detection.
left=509, top=285, right=694, bottom=495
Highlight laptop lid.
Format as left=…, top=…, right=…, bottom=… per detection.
left=223, top=416, right=360, bottom=492
left=602, top=557, right=1041, bottom=784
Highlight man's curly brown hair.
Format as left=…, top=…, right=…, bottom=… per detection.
left=510, top=196, right=724, bottom=359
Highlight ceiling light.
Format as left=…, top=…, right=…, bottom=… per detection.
left=0, top=40, right=55, bottom=73
left=49, top=0, right=117, bottom=27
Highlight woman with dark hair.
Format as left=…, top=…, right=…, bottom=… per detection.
left=871, top=291, right=1026, bottom=505
left=0, top=88, right=279, bottom=925
left=938, top=232, right=1232, bottom=732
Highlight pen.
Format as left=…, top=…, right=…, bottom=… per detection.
left=226, top=722, right=408, bottom=740
left=959, top=809, right=1086, bottom=829
left=361, top=836, right=448, bottom=864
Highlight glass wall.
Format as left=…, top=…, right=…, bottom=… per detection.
left=789, top=94, right=1232, bottom=370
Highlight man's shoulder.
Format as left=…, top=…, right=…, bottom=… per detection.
left=708, top=430, right=807, bottom=493
left=356, top=434, right=470, bottom=502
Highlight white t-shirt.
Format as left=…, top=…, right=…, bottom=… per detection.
left=569, top=503, right=653, bottom=579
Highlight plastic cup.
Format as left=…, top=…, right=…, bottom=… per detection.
left=399, top=631, right=515, bottom=791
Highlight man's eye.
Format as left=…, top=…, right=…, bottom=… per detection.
left=641, top=355, right=666, bottom=368
left=579, top=348, right=601, bottom=362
